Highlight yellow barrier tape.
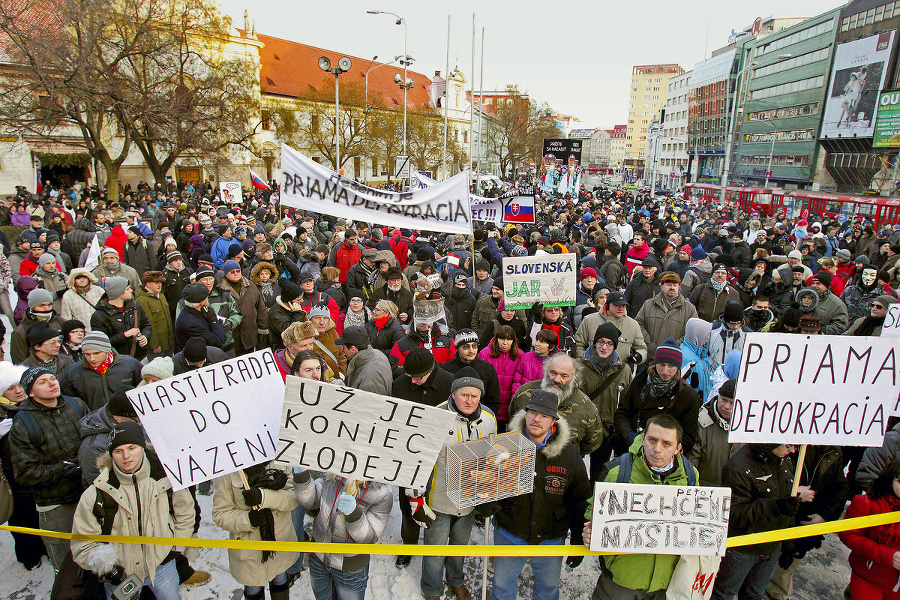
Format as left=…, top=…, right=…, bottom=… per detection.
left=4, top=510, right=900, bottom=557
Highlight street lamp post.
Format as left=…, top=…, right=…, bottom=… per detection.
left=318, top=55, right=352, bottom=174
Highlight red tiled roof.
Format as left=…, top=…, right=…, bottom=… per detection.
left=250, top=32, right=433, bottom=109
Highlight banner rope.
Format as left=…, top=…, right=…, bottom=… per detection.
left=4, top=510, right=899, bottom=557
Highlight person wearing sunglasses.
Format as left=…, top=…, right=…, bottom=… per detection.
left=844, top=294, right=898, bottom=337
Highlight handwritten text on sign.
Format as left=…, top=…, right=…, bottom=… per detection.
left=502, top=254, right=577, bottom=310
left=275, top=377, right=457, bottom=489
left=590, top=483, right=731, bottom=556
left=883, top=304, right=900, bottom=338
left=728, top=333, right=899, bottom=446
left=126, top=350, right=285, bottom=491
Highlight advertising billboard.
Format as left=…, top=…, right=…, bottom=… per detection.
left=873, top=90, right=900, bottom=148
left=821, top=31, right=896, bottom=139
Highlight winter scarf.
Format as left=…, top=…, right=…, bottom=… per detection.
left=648, top=368, right=677, bottom=399
left=244, top=463, right=289, bottom=562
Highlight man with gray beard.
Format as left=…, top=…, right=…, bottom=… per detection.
left=507, top=353, right=603, bottom=456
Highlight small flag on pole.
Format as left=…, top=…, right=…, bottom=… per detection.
left=33, top=156, right=42, bottom=195
left=249, top=167, right=269, bottom=190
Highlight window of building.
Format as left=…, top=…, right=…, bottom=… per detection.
left=261, top=110, right=272, bottom=130
left=372, top=160, right=378, bottom=177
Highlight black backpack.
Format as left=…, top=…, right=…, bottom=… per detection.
left=14, top=396, right=84, bottom=447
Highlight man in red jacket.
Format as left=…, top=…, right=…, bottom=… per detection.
left=329, top=230, right=361, bottom=284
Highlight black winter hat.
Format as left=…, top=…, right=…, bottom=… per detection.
left=592, top=322, right=621, bottom=347
left=403, top=347, right=435, bottom=379
left=183, top=337, right=208, bottom=363
left=27, top=322, right=60, bottom=349
left=107, top=391, right=139, bottom=419
left=279, top=279, right=303, bottom=303
left=107, top=421, right=146, bottom=452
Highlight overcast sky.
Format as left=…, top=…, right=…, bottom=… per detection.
left=219, top=0, right=840, bottom=129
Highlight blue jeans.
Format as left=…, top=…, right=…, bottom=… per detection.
left=492, top=527, right=564, bottom=600
left=244, top=571, right=287, bottom=596
left=105, top=559, right=180, bottom=600
left=710, top=548, right=780, bottom=600
left=421, top=511, right=476, bottom=597
left=287, top=504, right=307, bottom=574
left=308, top=553, right=369, bottom=600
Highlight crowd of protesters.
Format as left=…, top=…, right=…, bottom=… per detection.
left=0, top=176, right=899, bottom=600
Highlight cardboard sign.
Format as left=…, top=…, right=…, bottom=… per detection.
left=275, top=377, right=457, bottom=488
left=590, top=483, right=731, bottom=556
left=126, top=350, right=285, bottom=491
left=502, top=254, right=577, bottom=310
left=220, top=181, right=241, bottom=204
left=883, top=304, right=900, bottom=338
left=728, top=333, right=899, bottom=446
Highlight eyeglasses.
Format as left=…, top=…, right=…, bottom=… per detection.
left=596, top=340, right=615, bottom=348
left=873, top=304, right=886, bottom=310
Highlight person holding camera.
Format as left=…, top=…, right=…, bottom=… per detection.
left=71, top=422, right=195, bottom=600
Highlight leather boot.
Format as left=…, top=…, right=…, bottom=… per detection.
left=270, top=579, right=291, bottom=600
left=244, top=589, right=264, bottom=600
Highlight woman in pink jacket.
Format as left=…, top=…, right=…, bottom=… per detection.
left=511, top=328, right=558, bottom=396
left=477, top=325, right=523, bottom=430
left=839, top=459, right=900, bottom=600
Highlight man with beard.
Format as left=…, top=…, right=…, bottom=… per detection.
left=845, top=294, right=897, bottom=336
left=613, top=338, right=701, bottom=454
left=346, top=247, right=378, bottom=303
left=508, top=353, right=602, bottom=457
left=440, top=329, right=501, bottom=418
left=841, top=265, right=882, bottom=324
left=375, top=267, right=414, bottom=327
left=92, top=246, right=141, bottom=291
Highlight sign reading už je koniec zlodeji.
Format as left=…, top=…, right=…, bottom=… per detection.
left=727, top=333, right=900, bottom=446
left=125, top=349, right=286, bottom=491
left=589, top=483, right=731, bottom=556
left=501, top=254, right=577, bottom=311
left=274, top=377, right=458, bottom=489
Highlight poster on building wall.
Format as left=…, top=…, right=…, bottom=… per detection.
left=821, top=31, right=896, bottom=139
left=873, top=90, right=900, bottom=148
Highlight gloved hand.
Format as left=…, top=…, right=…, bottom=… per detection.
left=99, top=564, right=127, bottom=585
left=0, top=418, right=12, bottom=437
left=626, top=350, right=642, bottom=364
left=566, top=556, right=584, bottom=569
left=337, top=492, right=357, bottom=515
left=408, top=496, right=436, bottom=529
left=248, top=509, right=266, bottom=528
left=242, top=487, right=262, bottom=507
left=201, top=305, right=217, bottom=322
left=62, top=460, right=81, bottom=476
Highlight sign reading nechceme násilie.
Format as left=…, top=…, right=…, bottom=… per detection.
left=502, top=254, right=577, bottom=310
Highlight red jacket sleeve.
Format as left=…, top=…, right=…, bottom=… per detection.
left=839, top=495, right=898, bottom=568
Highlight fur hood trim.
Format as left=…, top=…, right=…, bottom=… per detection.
left=508, top=411, right=572, bottom=460
left=250, top=261, right=278, bottom=285
left=67, top=268, right=100, bottom=288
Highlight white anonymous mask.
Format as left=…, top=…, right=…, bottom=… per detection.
left=861, top=268, right=877, bottom=286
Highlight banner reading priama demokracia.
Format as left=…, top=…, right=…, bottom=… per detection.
left=279, top=143, right=472, bottom=235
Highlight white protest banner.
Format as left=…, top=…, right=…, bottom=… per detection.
left=728, top=333, right=899, bottom=446
left=220, top=181, right=241, bottom=204
left=502, top=254, right=577, bottom=310
left=412, top=171, right=535, bottom=225
left=883, top=304, right=900, bottom=338
left=126, top=350, right=285, bottom=491
left=280, top=144, right=472, bottom=234
left=590, top=483, right=731, bottom=556
left=275, top=377, right=457, bottom=488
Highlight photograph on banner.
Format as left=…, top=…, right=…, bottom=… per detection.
left=501, top=254, right=577, bottom=310
left=541, top=138, right=582, bottom=195
left=279, top=144, right=472, bottom=234
left=727, top=333, right=900, bottom=446
left=589, top=483, right=731, bottom=556
left=275, top=377, right=458, bottom=489
left=219, top=181, right=241, bottom=204
left=412, top=170, right=535, bottom=226
left=883, top=304, right=900, bottom=338
left=126, top=349, right=286, bottom=491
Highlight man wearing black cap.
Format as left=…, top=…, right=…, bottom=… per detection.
left=708, top=298, right=752, bottom=372
left=441, top=329, right=501, bottom=418
left=123, top=225, right=154, bottom=276
left=468, top=259, right=494, bottom=300
left=338, top=326, right=392, bottom=395
left=163, top=249, right=192, bottom=320
left=173, top=282, right=227, bottom=352
left=346, top=247, right=379, bottom=301
left=623, top=257, right=660, bottom=318
left=22, top=322, right=73, bottom=375
left=487, top=388, right=591, bottom=599
left=689, top=263, right=740, bottom=322
left=575, top=290, right=647, bottom=363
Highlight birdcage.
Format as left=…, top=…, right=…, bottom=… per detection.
left=445, top=431, right=536, bottom=510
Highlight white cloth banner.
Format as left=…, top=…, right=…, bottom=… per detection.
left=126, top=350, right=286, bottom=491
left=275, top=377, right=458, bottom=489
left=411, top=171, right=535, bottom=225
left=280, top=144, right=472, bottom=234
left=727, top=333, right=899, bottom=446
left=502, top=254, right=577, bottom=310
left=883, top=305, right=900, bottom=338
left=590, top=483, right=731, bottom=556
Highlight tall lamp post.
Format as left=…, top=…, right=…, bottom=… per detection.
left=318, top=55, right=352, bottom=174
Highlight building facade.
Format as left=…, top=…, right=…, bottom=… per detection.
left=625, top=64, right=684, bottom=179
left=608, top=125, right=628, bottom=173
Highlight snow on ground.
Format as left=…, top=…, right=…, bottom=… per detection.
left=0, top=483, right=852, bottom=600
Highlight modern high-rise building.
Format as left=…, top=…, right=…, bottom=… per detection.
left=625, top=64, right=684, bottom=178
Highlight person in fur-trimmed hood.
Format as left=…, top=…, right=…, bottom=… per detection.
left=71, top=423, right=195, bottom=598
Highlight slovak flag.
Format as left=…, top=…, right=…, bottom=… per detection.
left=503, top=196, right=535, bottom=223
left=34, top=156, right=42, bottom=195
left=249, top=167, right=269, bottom=190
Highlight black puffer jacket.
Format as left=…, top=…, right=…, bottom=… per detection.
left=492, top=412, right=591, bottom=545
left=76, top=405, right=117, bottom=487
left=90, top=296, right=153, bottom=361
left=445, top=289, right=476, bottom=335
left=59, top=351, right=144, bottom=413
left=365, top=317, right=405, bottom=356
left=722, top=444, right=799, bottom=555
left=8, top=395, right=89, bottom=506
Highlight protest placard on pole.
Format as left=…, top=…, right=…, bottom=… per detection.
left=589, top=483, right=731, bottom=556
left=126, top=349, right=285, bottom=491
left=883, top=304, right=900, bottom=338
left=275, top=377, right=458, bottom=489
left=279, top=144, right=472, bottom=234
left=501, top=254, right=577, bottom=310
left=219, top=181, right=241, bottom=204
left=728, top=333, right=899, bottom=446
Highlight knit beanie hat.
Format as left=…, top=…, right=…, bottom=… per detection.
left=227, top=245, right=243, bottom=259
left=20, top=366, right=52, bottom=396
left=107, top=391, right=139, bottom=419
left=654, top=338, right=683, bottom=369
left=580, top=267, right=598, bottom=281
left=82, top=331, right=113, bottom=353
left=183, top=338, right=208, bottom=363
left=454, top=328, right=479, bottom=348
left=38, top=253, right=56, bottom=267
left=142, top=356, right=174, bottom=381
left=27, top=288, right=54, bottom=310
left=279, top=279, right=303, bottom=303
left=104, top=276, right=129, bottom=300
left=61, top=319, right=85, bottom=340
left=403, top=347, right=435, bottom=379
left=718, top=378, right=737, bottom=400
left=722, top=299, right=744, bottom=324
left=0, top=362, right=27, bottom=395
left=451, top=365, right=485, bottom=395
left=592, top=322, right=621, bottom=347
left=307, top=305, right=330, bottom=319
left=690, top=245, right=706, bottom=260
left=222, top=259, right=241, bottom=274
left=814, top=271, right=833, bottom=287
left=27, top=322, right=60, bottom=349
left=107, top=421, right=146, bottom=452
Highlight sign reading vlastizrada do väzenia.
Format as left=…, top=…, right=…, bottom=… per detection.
left=501, top=254, right=577, bottom=311
left=279, top=143, right=472, bottom=235
left=727, top=333, right=900, bottom=446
